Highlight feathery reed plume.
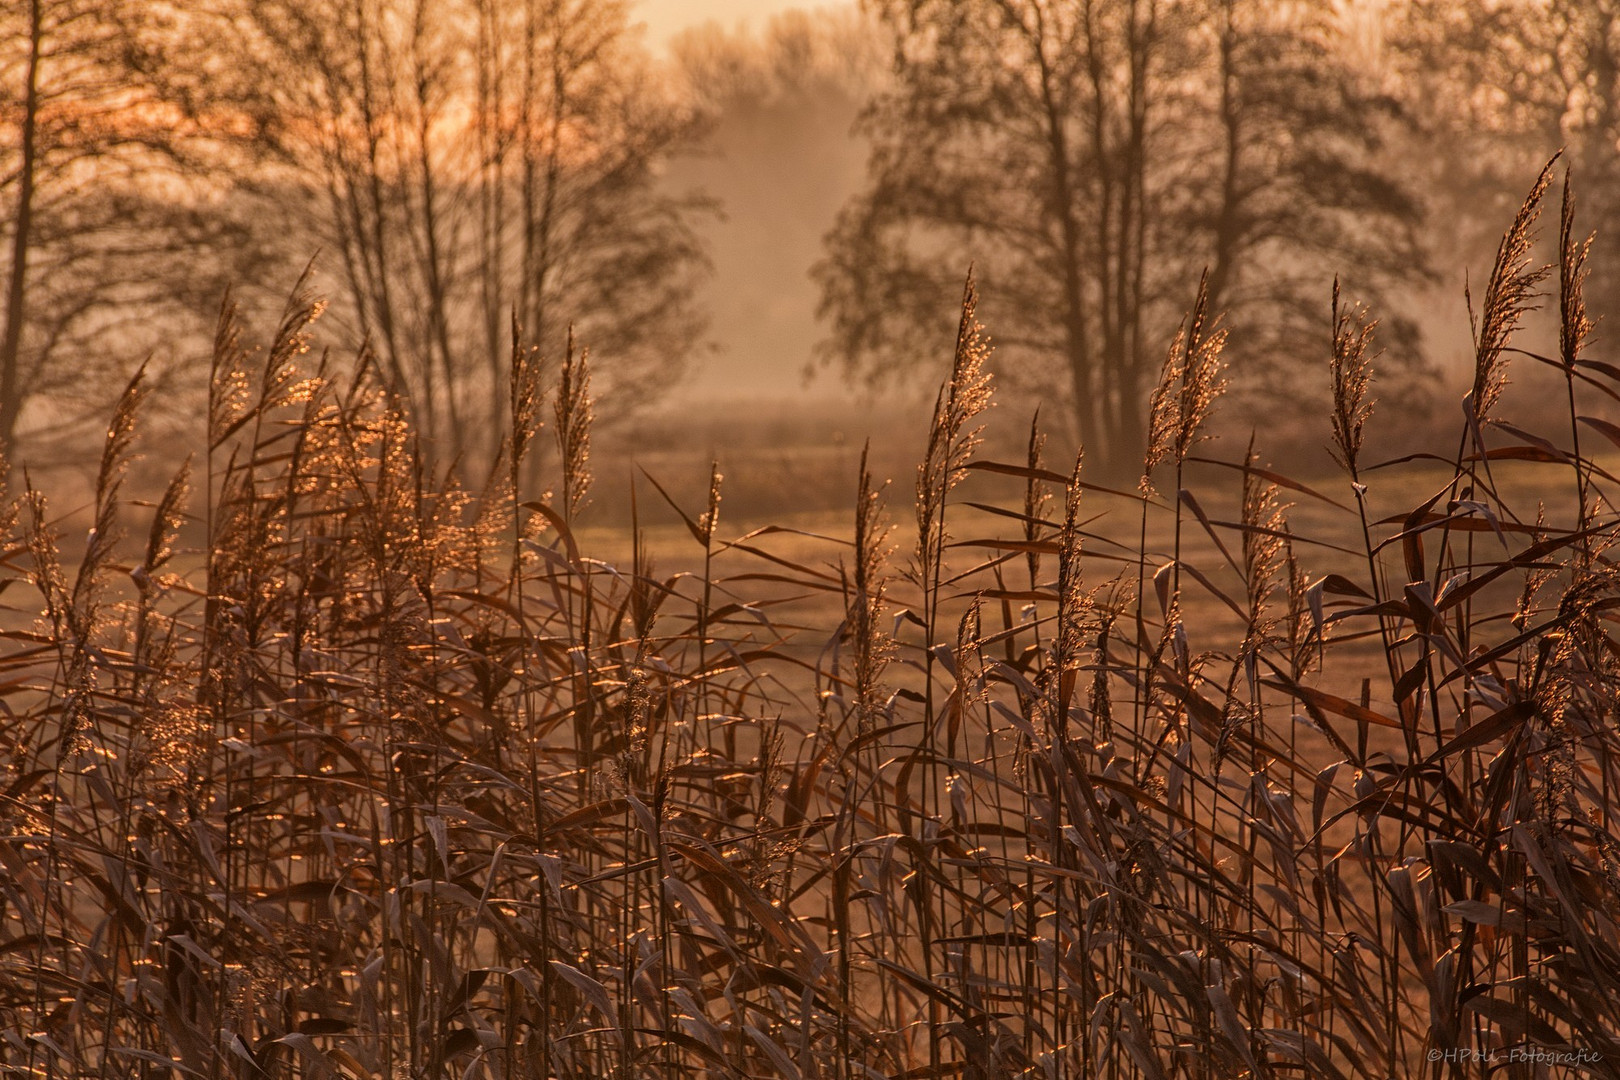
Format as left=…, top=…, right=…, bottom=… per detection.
left=1558, top=169, right=1597, bottom=554
left=208, top=290, right=250, bottom=451
left=264, top=263, right=326, bottom=406
left=507, top=315, right=544, bottom=595
left=1134, top=279, right=1224, bottom=748
left=1239, top=439, right=1286, bottom=656
left=627, top=524, right=661, bottom=653
left=1090, top=605, right=1117, bottom=741
left=1142, top=274, right=1226, bottom=704
left=943, top=595, right=987, bottom=775
left=96, top=363, right=147, bottom=500
left=133, top=456, right=191, bottom=663
left=1514, top=506, right=1557, bottom=632
left=851, top=443, right=893, bottom=732
left=699, top=460, right=722, bottom=547
left=554, top=327, right=594, bottom=522
left=688, top=457, right=723, bottom=761
left=910, top=266, right=993, bottom=944
left=916, top=270, right=993, bottom=584
left=834, top=438, right=890, bottom=1073
left=1328, top=277, right=1376, bottom=479
left=1325, top=281, right=1406, bottom=710
left=1050, top=453, right=1088, bottom=719
left=1023, top=410, right=1049, bottom=587
left=132, top=454, right=195, bottom=799
left=1469, top=154, right=1558, bottom=425
left=1282, top=539, right=1310, bottom=676
left=509, top=313, right=544, bottom=473
left=68, top=363, right=147, bottom=684
left=1559, top=169, right=1594, bottom=373
left=1143, top=271, right=1226, bottom=488
left=1144, top=361, right=1178, bottom=487
left=23, top=481, right=68, bottom=662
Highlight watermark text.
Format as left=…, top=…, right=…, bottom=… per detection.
left=1428, top=1047, right=1603, bottom=1066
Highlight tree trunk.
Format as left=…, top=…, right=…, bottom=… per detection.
left=351, top=0, right=412, bottom=432
left=0, top=0, right=43, bottom=461
left=1113, top=0, right=1155, bottom=473
left=1026, top=2, right=1097, bottom=466
left=1206, top=0, right=1242, bottom=312
left=476, top=0, right=509, bottom=459
left=409, top=8, right=463, bottom=465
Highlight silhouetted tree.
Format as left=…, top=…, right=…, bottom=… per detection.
left=1395, top=0, right=1620, bottom=317
left=191, top=0, right=710, bottom=466
left=0, top=0, right=230, bottom=462
left=818, top=0, right=1428, bottom=474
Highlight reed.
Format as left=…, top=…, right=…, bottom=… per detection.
left=2, top=181, right=1619, bottom=1080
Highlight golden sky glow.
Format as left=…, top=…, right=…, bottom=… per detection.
left=632, top=0, right=849, bottom=45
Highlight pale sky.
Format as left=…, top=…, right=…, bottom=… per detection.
left=633, top=0, right=849, bottom=45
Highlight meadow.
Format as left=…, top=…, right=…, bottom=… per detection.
left=1, top=167, right=1618, bottom=1080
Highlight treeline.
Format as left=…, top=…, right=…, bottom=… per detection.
left=1, top=0, right=712, bottom=468
left=0, top=0, right=1616, bottom=474
left=816, top=0, right=1620, bottom=475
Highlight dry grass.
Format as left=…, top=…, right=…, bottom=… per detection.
left=3, top=166, right=1620, bottom=1079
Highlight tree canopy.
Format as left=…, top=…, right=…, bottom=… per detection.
left=1397, top=0, right=1620, bottom=321
left=0, top=0, right=713, bottom=471
left=0, top=0, right=240, bottom=461
left=817, top=0, right=1429, bottom=475
left=186, top=0, right=712, bottom=467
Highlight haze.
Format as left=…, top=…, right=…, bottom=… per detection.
left=0, top=0, right=1605, bottom=482
left=635, top=0, right=851, bottom=45
left=8, top=9, right=1620, bottom=1071
left=640, top=0, right=867, bottom=407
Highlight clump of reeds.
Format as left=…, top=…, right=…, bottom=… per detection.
left=3, top=170, right=1620, bottom=1080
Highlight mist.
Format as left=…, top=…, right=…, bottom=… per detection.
left=660, top=8, right=877, bottom=407
left=6, top=5, right=1620, bottom=1074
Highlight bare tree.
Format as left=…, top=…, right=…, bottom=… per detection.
left=817, top=0, right=1428, bottom=474
left=0, top=0, right=44, bottom=459
left=0, top=0, right=229, bottom=462
left=195, top=0, right=710, bottom=467
left=1395, top=0, right=1620, bottom=314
